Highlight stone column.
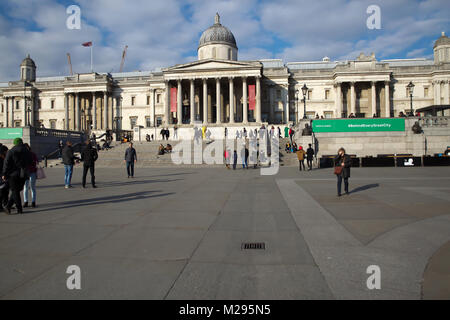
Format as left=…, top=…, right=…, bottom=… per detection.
left=350, top=82, right=356, bottom=116
left=435, top=80, right=441, bottom=105
left=104, top=92, right=109, bottom=130
left=445, top=80, right=449, bottom=105
left=335, top=83, right=341, bottom=118
left=177, top=79, right=182, bottom=124
left=30, top=95, right=36, bottom=127
left=164, top=81, right=170, bottom=125
left=75, top=93, right=80, bottom=131
left=216, top=78, right=222, bottom=124
left=203, top=78, right=208, bottom=124
left=384, top=81, right=390, bottom=118
left=371, top=81, right=377, bottom=117
left=283, top=86, right=289, bottom=124
left=3, top=97, right=8, bottom=127
left=151, top=89, right=156, bottom=127
left=269, top=86, right=274, bottom=122
left=11, top=97, right=15, bottom=126
left=242, top=77, right=248, bottom=123
left=256, top=76, right=262, bottom=123
left=64, top=94, right=69, bottom=130
left=190, top=80, right=195, bottom=124
left=92, top=93, right=97, bottom=129
left=229, top=77, right=234, bottom=124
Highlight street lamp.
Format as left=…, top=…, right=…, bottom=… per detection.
left=295, top=89, right=299, bottom=123
left=406, top=81, right=415, bottom=116
left=301, top=83, right=308, bottom=119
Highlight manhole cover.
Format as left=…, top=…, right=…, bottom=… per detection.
left=241, top=242, right=265, bottom=250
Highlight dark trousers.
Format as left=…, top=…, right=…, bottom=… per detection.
left=298, top=160, right=305, bottom=171
left=337, top=175, right=349, bottom=195
left=307, top=158, right=313, bottom=170
left=126, top=161, right=134, bottom=177
left=7, top=176, right=26, bottom=211
left=82, top=165, right=96, bottom=187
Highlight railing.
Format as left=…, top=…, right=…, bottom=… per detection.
left=33, top=127, right=85, bottom=139
left=418, top=116, right=448, bottom=128
left=42, top=141, right=84, bottom=168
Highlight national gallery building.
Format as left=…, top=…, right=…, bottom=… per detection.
left=0, top=14, right=449, bottom=133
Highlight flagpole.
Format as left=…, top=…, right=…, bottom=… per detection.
left=91, top=43, right=93, bottom=73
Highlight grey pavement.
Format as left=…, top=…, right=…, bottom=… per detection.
left=0, top=165, right=449, bottom=299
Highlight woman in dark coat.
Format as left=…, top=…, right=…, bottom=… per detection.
left=334, top=147, right=352, bottom=196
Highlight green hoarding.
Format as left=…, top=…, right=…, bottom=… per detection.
left=312, top=118, right=405, bottom=133
left=0, top=128, right=23, bottom=140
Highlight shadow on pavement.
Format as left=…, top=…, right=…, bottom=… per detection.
left=350, top=183, right=379, bottom=194
left=37, top=178, right=183, bottom=189
left=22, top=190, right=175, bottom=214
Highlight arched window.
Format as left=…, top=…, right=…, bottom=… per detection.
left=228, top=48, right=232, bottom=60
left=212, top=47, right=216, bottom=59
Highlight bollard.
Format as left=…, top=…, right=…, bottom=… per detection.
left=44, top=156, right=48, bottom=168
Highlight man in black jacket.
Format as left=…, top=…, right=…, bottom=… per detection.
left=81, top=140, right=98, bottom=188
left=306, top=143, right=315, bottom=171
left=2, top=138, right=32, bottom=214
left=124, top=142, right=137, bottom=178
left=62, top=141, right=77, bottom=188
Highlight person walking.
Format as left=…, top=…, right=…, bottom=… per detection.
left=0, top=145, right=9, bottom=211
left=289, top=127, right=295, bottom=143
left=124, top=142, right=137, bottom=178
left=2, top=138, right=32, bottom=214
left=296, top=146, right=306, bottom=171
left=23, top=144, right=38, bottom=208
left=173, top=125, right=178, bottom=140
left=334, top=147, right=352, bottom=197
left=81, top=140, right=98, bottom=188
left=244, top=147, right=249, bottom=169
left=306, top=143, right=314, bottom=170
left=62, top=141, right=77, bottom=188
left=233, top=150, right=238, bottom=170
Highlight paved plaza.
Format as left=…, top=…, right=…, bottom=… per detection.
left=0, top=165, right=449, bottom=299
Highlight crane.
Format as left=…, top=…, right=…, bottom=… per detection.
left=67, top=53, right=73, bottom=75
left=119, top=45, right=128, bottom=73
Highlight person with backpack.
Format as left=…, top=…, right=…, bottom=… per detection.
left=296, top=146, right=306, bottom=171
left=81, top=140, right=98, bottom=188
left=2, top=138, right=32, bottom=214
left=23, top=143, right=38, bottom=208
left=306, top=143, right=315, bottom=170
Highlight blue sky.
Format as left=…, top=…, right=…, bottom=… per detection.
left=0, top=0, right=449, bottom=81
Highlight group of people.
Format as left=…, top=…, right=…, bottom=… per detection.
left=285, top=142, right=298, bottom=153
left=62, top=140, right=98, bottom=189
left=223, top=147, right=251, bottom=170
left=296, top=144, right=315, bottom=171
left=160, top=128, right=170, bottom=140
left=0, top=138, right=38, bottom=214
left=158, top=144, right=172, bottom=155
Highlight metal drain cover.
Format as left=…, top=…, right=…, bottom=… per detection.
left=241, top=242, right=265, bottom=250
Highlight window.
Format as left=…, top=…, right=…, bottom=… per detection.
left=157, top=94, right=161, bottom=103
left=0, top=122, right=3, bottom=128
left=276, top=90, right=281, bottom=100
left=325, top=89, right=330, bottom=100
left=228, top=48, right=232, bottom=60
left=147, top=96, right=150, bottom=105
left=16, top=101, right=19, bottom=110
left=212, top=47, right=216, bottom=59
left=324, top=111, right=333, bottom=119
left=1, top=104, right=3, bottom=112
left=50, top=119, right=57, bottom=129
left=131, top=96, right=135, bottom=106
left=130, top=117, right=137, bottom=129
left=156, top=116, right=162, bottom=127
left=51, top=100, right=55, bottom=109
left=145, top=116, right=151, bottom=128
left=14, top=120, right=21, bottom=127
left=306, top=112, right=315, bottom=119
left=307, top=90, right=312, bottom=100
left=424, top=87, right=429, bottom=97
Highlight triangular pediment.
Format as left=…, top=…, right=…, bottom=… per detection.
left=165, top=59, right=260, bottom=72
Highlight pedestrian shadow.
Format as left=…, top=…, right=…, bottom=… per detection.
left=37, top=178, right=183, bottom=189
left=350, top=183, right=379, bottom=194
left=24, top=190, right=175, bottom=214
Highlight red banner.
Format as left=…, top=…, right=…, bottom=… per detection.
left=170, top=87, right=177, bottom=112
left=248, top=84, right=256, bottom=110
left=82, top=41, right=92, bottom=47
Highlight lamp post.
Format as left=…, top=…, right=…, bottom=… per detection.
left=295, top=89, right=299, bottom=124
left=406, top=81, right=415, bottom=116
left=301, top=83, right=308, bottom=119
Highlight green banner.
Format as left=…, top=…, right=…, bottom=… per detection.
left=0, top=128, right=23, bottom=140
left=312, top=118, right=405, bottom=133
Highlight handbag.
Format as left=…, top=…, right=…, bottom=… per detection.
left=334, top=165, right=343, bottom=175
left=36, top=166, right=46, bottom=179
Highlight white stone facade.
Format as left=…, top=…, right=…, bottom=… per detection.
left=0, top=16, right=449, bottom=138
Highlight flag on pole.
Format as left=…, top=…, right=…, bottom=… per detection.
left=82, top=41, right=93, bottom=72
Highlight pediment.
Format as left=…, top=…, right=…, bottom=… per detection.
left=165, top=59, right=260, bottom=72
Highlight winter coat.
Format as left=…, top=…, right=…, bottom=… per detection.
left=62, top=145, right=76, bottom=165
left=334, top=154, right=352, bottom=178
left=125, top=147, right=137, bottom=162
left=81, top=144, right=98, bottom=166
